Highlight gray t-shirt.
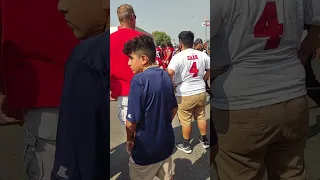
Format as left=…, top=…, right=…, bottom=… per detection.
left=211, top=0, right=320, bottom=110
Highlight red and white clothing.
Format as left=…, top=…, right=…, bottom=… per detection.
left=211, top=0, right=320, bottom=110
left=156, top=46, right=163, bottom=67
left=110, top=28, right=142, bottom=125
left=163, top=47, right=175, bottom=69
left=168, top=48, right=210, bottom=96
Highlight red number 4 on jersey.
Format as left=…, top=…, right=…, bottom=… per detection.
left=189, top=62, right=199, bottom=77
left=253, top=1, right=284, bottom=50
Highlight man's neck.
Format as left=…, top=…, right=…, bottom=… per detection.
left=119, top=23, right=135, bottom=30
left=181, top=46, right=192, bottom=51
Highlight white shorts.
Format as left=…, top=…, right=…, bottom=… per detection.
left=117, top=96, right=128, bottom=125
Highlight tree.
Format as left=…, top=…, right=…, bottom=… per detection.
left=152, top=31, right=171, bottom=46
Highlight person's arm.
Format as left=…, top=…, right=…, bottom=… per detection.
left=298, top=25, right=320, bottom=64
left=169, top=83, right=178, bottom=121
left=203, top=54, right=210, bottom=81
left=315, top=47, right=320, bottom=59
left=52, top=59, right=109, bottom=180
left=165, top=50, right=173, bottom=61
left=167, top=56, right=179, bottom=82
left=125, top=79, right=143, bottom=152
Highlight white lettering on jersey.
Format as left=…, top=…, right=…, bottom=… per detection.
left=168, top=49, right=210, bottom=96
left=210, top=0, right=320, bottom=110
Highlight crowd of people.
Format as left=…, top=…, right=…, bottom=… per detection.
left=110, top=4, right=211, bottom=180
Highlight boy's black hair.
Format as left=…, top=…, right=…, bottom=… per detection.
left=178, top=31, right=194, bottom=48
left=123, top=34, right=156, bottom=63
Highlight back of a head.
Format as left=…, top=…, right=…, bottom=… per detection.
left=123, top=34, right=156, bottom=64
left=117, top=4, right=135, bottom=24
left=178, top=31, right=194, bottom=48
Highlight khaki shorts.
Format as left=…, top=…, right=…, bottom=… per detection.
left=129, top=156, right=174, bottom=180
left=213, top=96, right=309, bottom=180
left=176, top=92, right=207, bottom=127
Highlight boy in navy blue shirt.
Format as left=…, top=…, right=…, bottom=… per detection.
left=123, top=34, right=177, bottom=180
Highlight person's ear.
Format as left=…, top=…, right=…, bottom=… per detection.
left=141, top=55, right=148, bottom=65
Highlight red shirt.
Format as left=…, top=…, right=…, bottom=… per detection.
left=1, top=0, right=79, bottom=110
left=110, top=28, right=141, bottom=98
left=155, top=47, right=163, bottom=65
left=162, top=47, right=174, bottom=69
left=165, top=47, right=175, bottom=61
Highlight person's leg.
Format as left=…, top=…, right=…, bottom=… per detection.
left=194, top=92, right=209, bottom=149
left=265, top=96, right=308, bottom=180
left=156, top=156, right=174, bottom=180
left=213, top=106, right=278, bottom=180
left=24, top=108, right=58, bottom=180
left=128, top=156, right=161, bottom=180
left=176, top=96, right=196, bottom=154
left=305, top=56, right=320, bottom=106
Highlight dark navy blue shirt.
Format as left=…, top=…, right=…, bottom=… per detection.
left=126, top=67, right=177, bottom=166
left=51, top=32, right=109, bottom=180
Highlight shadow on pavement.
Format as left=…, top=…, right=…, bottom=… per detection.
left=110, top=119, right=210, bottom=179
left=110, top=143, right=129, bottom=179
left=174, top=150, right=210, bottom=180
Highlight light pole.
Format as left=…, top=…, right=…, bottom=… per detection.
left=203, top=17, right=209, bottom=42
left=192, top=15, right=195, bottom=32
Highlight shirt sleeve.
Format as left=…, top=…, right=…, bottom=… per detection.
left=52, top=59, right=109, bottom=180
left=211, top=0, right=223, bottom=36
left=167, top=56, right=180, bottom=73
left=205, top=54, right=210, bottom=70
left=304, top=0, right=320, bottom=25
left=126, top=79, right=143, bottom=123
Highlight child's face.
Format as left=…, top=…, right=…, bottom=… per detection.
left=128, top=53, right=148, bottom=74
left=58, top=0, right=109, bottom=40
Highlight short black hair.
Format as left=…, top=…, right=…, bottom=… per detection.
left=160, top=44, right=166, bottom=49
left=123, top=34, right=156, bottom=63
left=178, top=31, right=194, bottom=48
left=166, top=42, right=173, bottom=48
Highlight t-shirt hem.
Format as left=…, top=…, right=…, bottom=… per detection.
left=212, top=92, right=306, bottom=110
left=132, top=153, right=172, bottom=166
left=176, top=89, right=206, bottom=96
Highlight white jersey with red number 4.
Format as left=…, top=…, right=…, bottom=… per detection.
left=211, top=0, right=320, bottom=110
left=168, top=48, right=210, bottom=96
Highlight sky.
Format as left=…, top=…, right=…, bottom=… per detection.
left=110, top=0, right=210, bottom=45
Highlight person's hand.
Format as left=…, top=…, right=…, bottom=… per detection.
left=314, top=48, right=320, bottom=60
left=0, top=94, right=25, bottom=126
left=110, top=91, right=117, bottom=101
left=110, top=96, right=117, bottom=101
left=126, top=140, right=134, bottom=154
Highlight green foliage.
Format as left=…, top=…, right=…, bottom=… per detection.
left=152, top=31, right=171, bottom=46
